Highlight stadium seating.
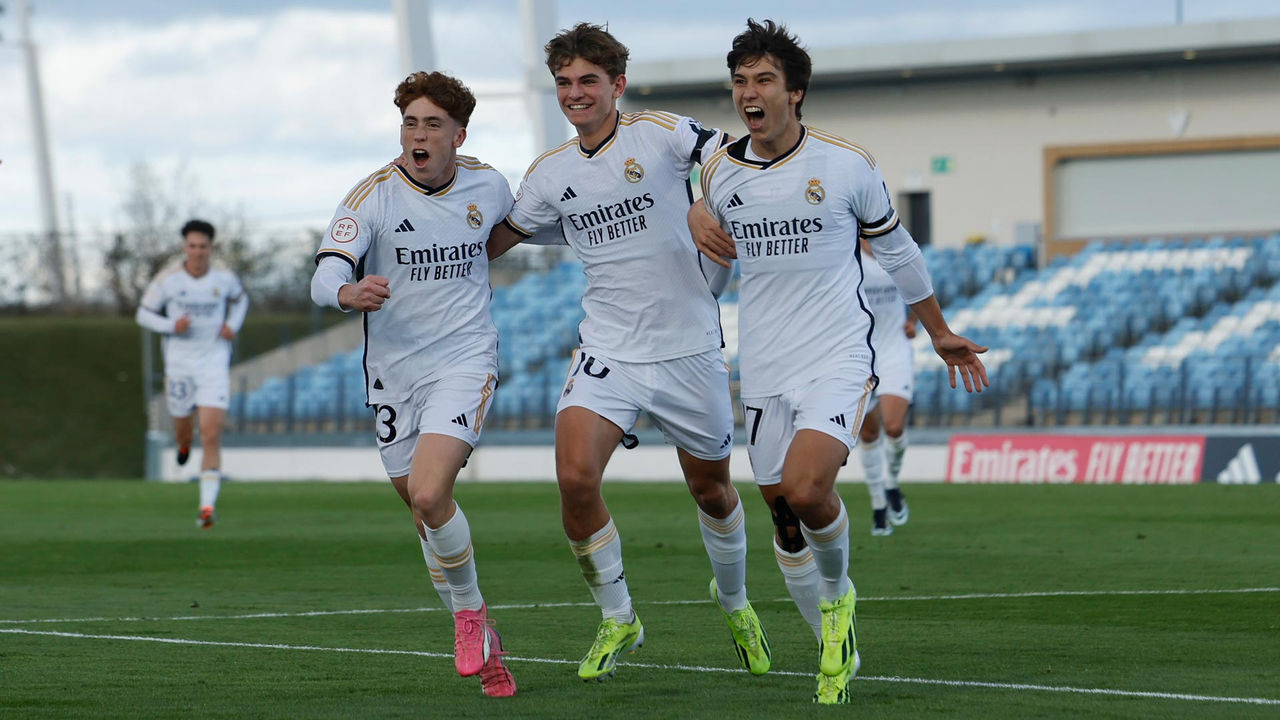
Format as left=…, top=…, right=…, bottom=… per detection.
left=229, top=234, right=1280, bottom=432
left=966, top=234, right=1280, bottom=423
left=236, top=260, right=586, bottom=430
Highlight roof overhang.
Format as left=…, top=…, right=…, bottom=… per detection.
left=626, top=18, right=1280, bottom=97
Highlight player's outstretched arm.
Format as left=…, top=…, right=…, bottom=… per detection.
left=909, top=295, right=989, bottom=393
left=688, top=199, right=735, bottom=268
left=337, top=276, right=390, bottom=313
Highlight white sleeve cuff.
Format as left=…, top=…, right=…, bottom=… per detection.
left=885, top=251, right=934, bottom=305
left=869, top=226, right=934, bottom=304
left=311, top=257, right=353, bottom=311
left=135, top=305, right=175, bottom=333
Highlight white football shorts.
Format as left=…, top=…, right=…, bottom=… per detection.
left=741, top=368, right=877, bottom=486
left=374, top=369, right=499, bottom=478
left=868, top=338, right=914, bottom=411
left=556, top=347, right=735, bottom=461
left=165, top=371, right=230, bottom=418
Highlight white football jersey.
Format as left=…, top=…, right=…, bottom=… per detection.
left=317, top=159, right=512, bottom=404
left=139, top=264, right=246, bottom=378
left=701, top=125, right=925, bottom=396
left=860, top=254, right=911, bottom=357
left=504, top=111, right=728, bottom=362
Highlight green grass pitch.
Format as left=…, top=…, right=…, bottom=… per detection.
left=1, top=480, right=1277, bottom=718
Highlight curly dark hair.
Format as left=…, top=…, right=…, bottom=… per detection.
left=544, top=22, right=629, bottom=79
left=393, top=71, right=477, bottom=127
left=727, top=18, right=812, bottom=120
left=180, top=219, right=215, bottom=241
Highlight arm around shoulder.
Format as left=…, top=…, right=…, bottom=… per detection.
left=487, top=221, right=526, bottom=261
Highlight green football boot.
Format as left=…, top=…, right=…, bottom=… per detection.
left=818, top=586, right=857, bottom=677
left=813, top=650, right=860, bottom=705
left=577, top=614, right=644, bottom=680
left=710, top=578, right=771, bottom=675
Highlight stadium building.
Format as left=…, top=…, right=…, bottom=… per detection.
left=626, top=18, right=1280, bottom=256
left=150, top=18, right=1280, bottom=483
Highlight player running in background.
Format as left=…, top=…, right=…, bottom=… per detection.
left=857, top=238, right=916, bottom=536
left=310, top=71, right=515, bottom=698
left=136, top=219, right=248, bottom=529
left=486, top=22, right=771, bottom=681
left=696, top=19, right=988, bottom=704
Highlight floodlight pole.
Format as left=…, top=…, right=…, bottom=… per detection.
left=520, top=0, right=568, bottom=152
left=393, top=0, right=437, bottom=74
left=16, top=0, right=66, bottom=305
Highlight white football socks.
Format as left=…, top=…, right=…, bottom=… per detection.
left=419, top=534, right=454, bottom=613
left=425, top=504, right=485, bottom=612
left=698, top=501, right=748, bottom=613
left=886, top=431, right=909, bottom=486
left=860, top=437, right=888, bottom=510
left=198, top=469, right=221, bottom=510
left=800, top=502, right=854, bottom=602
left=569, top=518, right=633, bottom=622
left=774, top=540, right=823, bottom=641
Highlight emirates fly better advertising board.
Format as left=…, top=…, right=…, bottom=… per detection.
left=946, top=435, right=1205, bottom=483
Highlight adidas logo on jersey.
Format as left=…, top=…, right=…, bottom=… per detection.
left=829, top=414, right=847, bottom=428
left=450, top=414, right=470, bottom=429
left=719, top=432, right=732, bottom=449
left=727, top=193, right=745, bottom=208
left=560, top=186, right=578, bottom=202
left=1217, top=443, right=1261, bottom=484
left=393, top=219, right=416, bottom=233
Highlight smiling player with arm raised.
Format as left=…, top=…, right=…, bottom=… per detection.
left=485, top=22, right=772, bottom=682
left=696, top=19, right=988, bottom=704
left=310, top=71, right=515, bottom=698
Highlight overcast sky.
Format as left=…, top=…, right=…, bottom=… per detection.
left=2, top=0, right=1279, bottom=237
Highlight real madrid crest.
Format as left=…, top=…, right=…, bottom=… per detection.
left=624, top=157, right=644, bottom=184
left=805, top=178, right=826, bottom=205
left=466, top=203, right=483, bottom=229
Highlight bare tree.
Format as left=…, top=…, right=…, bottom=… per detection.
left=104, top=162, right=199, bottom=314
left=105, top=160, right=316, bottom=315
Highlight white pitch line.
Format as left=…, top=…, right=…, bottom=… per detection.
left=3, top=628, right=1277, bottom=707
left=867, top=587, right=1280, bottom=602
left=1, top=587, right=1275, bottom=626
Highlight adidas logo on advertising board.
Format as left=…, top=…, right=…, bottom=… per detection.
left=1217, top=443, right=1262, bottom=484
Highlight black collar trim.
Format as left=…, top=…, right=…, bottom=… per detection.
left=579, top=111, right=621, bottom=157
left=396, top=164, right=456, bottom=195
left=726, top=125, right=807, bottom=169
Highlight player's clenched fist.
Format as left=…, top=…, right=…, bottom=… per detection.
left=339, top=275, right=391, bottom=312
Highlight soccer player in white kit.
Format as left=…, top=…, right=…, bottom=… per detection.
left=486, top=23, right=771, bottom=681
left=310, top=72, right=515, bottom=698
left=136, top=219, right=248, bottom=530
left=696, top=19, right=988, bottom=704
left=857, top=239, right=916, bottom=536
